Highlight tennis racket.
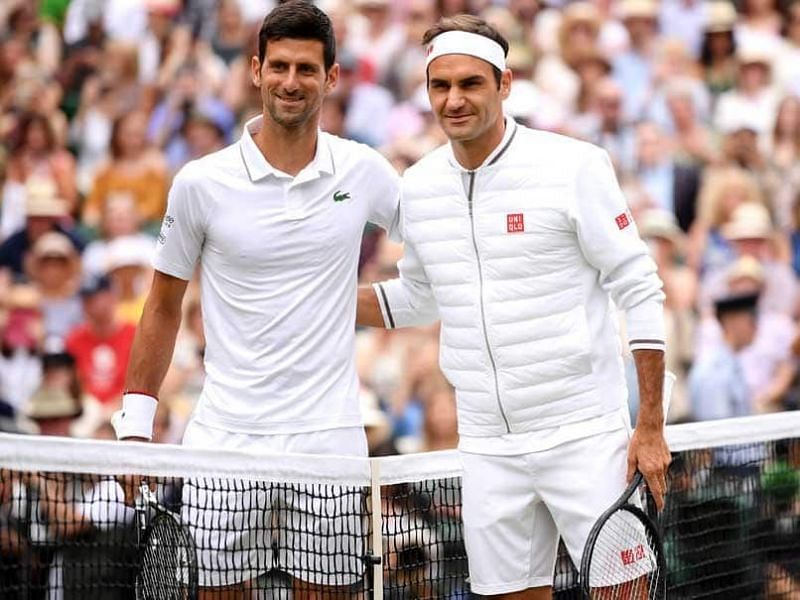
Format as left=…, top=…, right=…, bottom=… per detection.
left=579, top=372, right=675, bottom=600
left=135, top=482, right=198, bottom=600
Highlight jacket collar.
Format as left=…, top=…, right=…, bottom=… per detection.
left=447, top=116, right=518, bottom=172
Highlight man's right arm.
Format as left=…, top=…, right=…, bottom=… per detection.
left=112, top=271, right=188, bottom=441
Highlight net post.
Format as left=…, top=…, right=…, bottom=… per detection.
left=369, top=458, right=384, bottom=600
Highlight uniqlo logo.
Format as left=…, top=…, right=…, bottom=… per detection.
left=615, top=212, right=630, bottom=230
left=507, top=213, right=525, bottom=233
left=620, top=544, right=645, bottom=566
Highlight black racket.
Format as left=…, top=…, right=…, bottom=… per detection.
left=135, top=482, right=198, bottom=600
left=579, top=471, right=666, bottom=599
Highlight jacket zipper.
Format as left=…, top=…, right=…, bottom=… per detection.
left=466, top=171, right=511, bottom=434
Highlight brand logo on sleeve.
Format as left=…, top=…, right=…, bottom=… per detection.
left=157, top=215, right=175, bottom=245
left=507, top=213, right=525, bottom=233
left=615, top=212, right=631, bottom=230
left=333, top=190, right=350, bottom=203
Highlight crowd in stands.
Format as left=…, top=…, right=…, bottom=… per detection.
left=0, top=0, right=798, bottom=456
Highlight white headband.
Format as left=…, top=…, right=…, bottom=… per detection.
left=425, top=30, right=506, bottom=73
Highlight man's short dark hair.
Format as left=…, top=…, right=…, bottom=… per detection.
left=258, top=1, right=336, bottom=71
left=422, top=15, right=509, bottom=87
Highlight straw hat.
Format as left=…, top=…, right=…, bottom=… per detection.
left=25, top=388, right=80, bottom=420
left=721, top=203, right=773, bottom=240
left=704, top=1, right=737, bottom=33
left=25, top=177, right=67, bottom=218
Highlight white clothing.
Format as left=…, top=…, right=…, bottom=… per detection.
left=462, top=425, right=647, bottom=594
left=181, top=421, right=367, bottom=587
left=376, top=118, right=665, bottom=440
left=154, top=115, right=400, bottom=435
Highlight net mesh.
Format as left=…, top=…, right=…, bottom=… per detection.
left=0, top=412, right=798, bottom=599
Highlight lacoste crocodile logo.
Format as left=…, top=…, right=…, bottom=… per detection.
left=333, top=190, right=350, bottom=203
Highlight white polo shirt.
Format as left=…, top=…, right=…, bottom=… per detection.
left=154, top=115, right=400, bottom=434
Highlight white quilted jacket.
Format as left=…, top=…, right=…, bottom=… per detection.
left=376, top=120, right=665, bottom=437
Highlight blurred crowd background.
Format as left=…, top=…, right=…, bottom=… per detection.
left=0, top=0, right=799, bottom=456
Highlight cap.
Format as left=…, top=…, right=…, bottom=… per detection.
left=25, top=177, right=67, bottom=218
left=704, top=1, right=737, bottom=33
left=721, top=203, right=773, bottom=240
left=31, top=232, right=74, bottom=259
left=713, top=292, right=759, bottom=319
left=25, top=388, right=81, bottom=420
left=105, top=236, right=153, bottom=272
left=737, top=43, right=773, bottom=68
left=79, top=274, right=112, bottom=297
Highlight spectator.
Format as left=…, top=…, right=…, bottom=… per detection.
left=629, top=121, right=701, bottom=232
left=688, top=167, right=765, bottom=273
left=713, top=43, right=780, bottom=148
left=82, top=193, right=155, bottom=279
left=82, top=111, right=169, bottom=231
left=689, top=293, right=759, bottom=420
left=104, top=235, right=153, bottom=326
left=613, top=0, right=660, bottom=121
left=2, top=112, right=77, bottom=237
left=0, top=177, right=83, bottom=280
left=64, top=275, right=136, bottom=413
left=699, top=1, right=738, bottom=103
left=22, top=232, right=83, bottom=345
left=764, top=95, right=800, bottom=230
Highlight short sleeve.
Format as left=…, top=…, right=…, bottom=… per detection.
left=365, top=151, right=402, bottom=242
left=152, top=167, right=207, bottom=280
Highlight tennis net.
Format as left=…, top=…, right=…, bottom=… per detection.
left=0, top=411, right=798, bottom=599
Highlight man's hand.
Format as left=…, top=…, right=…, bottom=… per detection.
left=117, top=436, right=149, bottom=506
left=627, top=427, right=671, bottom=511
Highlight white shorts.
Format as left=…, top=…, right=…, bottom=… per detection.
left=461, top=426, right=638, bottom=595
left=181, top=421, right=368, bottom=588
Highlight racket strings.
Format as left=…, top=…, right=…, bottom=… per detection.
left=587, top=507, right=663, bottom=600
left=138, top=513, right=196, bottom=600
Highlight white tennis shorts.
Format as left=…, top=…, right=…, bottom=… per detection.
left=181, top=421, right=368, bottom=588
left=461, top=425, right=637, bottom=595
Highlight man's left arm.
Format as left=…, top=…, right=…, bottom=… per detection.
left=573, top=146, right=671, bottom=510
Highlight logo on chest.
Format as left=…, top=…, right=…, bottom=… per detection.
left=507, top=213, right=525, bottom=233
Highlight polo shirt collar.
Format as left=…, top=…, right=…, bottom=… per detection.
left=239, top=115, right=334, bottom=182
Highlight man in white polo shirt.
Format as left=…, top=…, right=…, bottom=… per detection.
left=111, top=2, right=399, bottom=597
left=358, top=15, right=671, bottom=600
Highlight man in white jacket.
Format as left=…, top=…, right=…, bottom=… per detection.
left=357, top=15, right=671, bottom=600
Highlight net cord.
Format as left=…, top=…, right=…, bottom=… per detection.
left=1, top=412, right=799, bottom=483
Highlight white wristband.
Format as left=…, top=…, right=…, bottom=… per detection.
left=111, top=393, right=158, bottom=441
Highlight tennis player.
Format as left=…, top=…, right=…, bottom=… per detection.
left=357, top=15, right=671, bottom=600
left=111, top=2, right=399, bottom=598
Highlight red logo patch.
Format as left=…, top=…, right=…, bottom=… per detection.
left=615, top=212, right=630, bottom=230
left=620, top=544, right=646, bottom=566
left=507, top=213, right=525, bottom=233
left=426, top=44, right=434, bottom=56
